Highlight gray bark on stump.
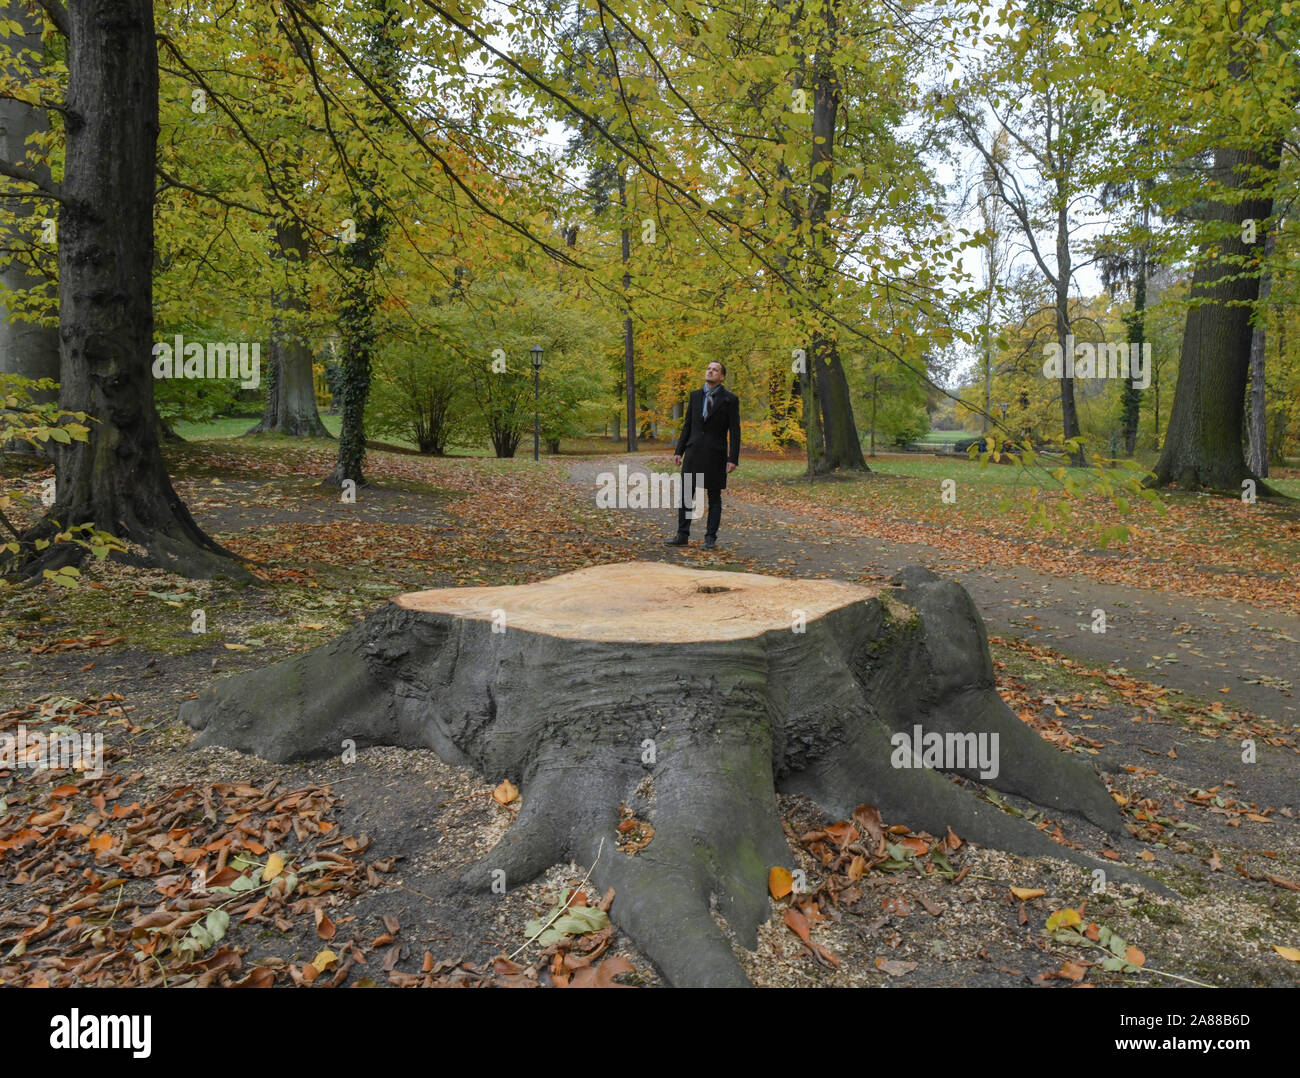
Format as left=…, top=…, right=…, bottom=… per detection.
left=181, top=562, right=1158, bottom=987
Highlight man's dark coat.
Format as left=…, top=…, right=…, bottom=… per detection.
left=676, top=385, right=740, bottom=490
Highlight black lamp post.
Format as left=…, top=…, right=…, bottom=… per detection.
left=531, top=345, right=543, bottom=462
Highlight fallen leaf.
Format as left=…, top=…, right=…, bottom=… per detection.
left=782, top=907, right=810, bottom=944
left=1058, top=960, right=1088, bottom=982
left=824, top=820, right=859, bottom=846
left=262, top=852, right=284, bottom=881
left=1125, top=946, right=1145, bottom=968
left=315, top=908, right=336, bottom=940
left=492, top=779, right=519, bottom=805
left=1273, top=945, right=1300, bottom=962
left=768, top=866, right=793, bottom=899
left=1010, top=887, right=1045, bottom=901
left=1047, top=908, right=1082, bottom=932
left=874, top=957, right=917, bottom=977
left=312, top=949, right=338, bottom=972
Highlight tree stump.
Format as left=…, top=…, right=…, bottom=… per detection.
left=180, top=562, right=1147, bottom=987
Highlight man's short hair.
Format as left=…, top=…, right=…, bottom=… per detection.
left=710, top=361, right=726, bottom=375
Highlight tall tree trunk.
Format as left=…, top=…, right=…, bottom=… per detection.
left=1121, top=236, right=1147, bottom=458
left=1152, top=146, right=1278, bottom=492
left=247, top=218, right=329, bottom=437
left=806, top=0, right=866, bottom=473
left=0, top=0, right=60, bottom=449
left=325, top=0, right=397, bottom=488
left=16, top=0, right=248, bottom=581
left=1246, top=211, right=1274, bottom=479
left=1054, top=204, right=1082, bottom=461
left=618, top=171, right=636, bottom=453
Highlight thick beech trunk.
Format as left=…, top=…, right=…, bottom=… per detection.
left=247, top=219, right=329, bottom=438
left=181, top=562, right=1160, bottom=987
left=1152, top=147, right=1277, bottom=493
left=15, top=0, right=248, bottom=581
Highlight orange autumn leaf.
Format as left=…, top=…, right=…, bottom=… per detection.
left=823, top=821, right=859, bottom=846
left=86, top=833, right=113, bottom=852
left=1125, top=946, right=1146, bottom=968
left=1010, top=887, right=1045, bottom=901
left=782, top=907, right=811, bottom=944
left=492, top=779, right=519, bottom=805
left=768, top=866, right=793, bottom=899
left=314, top=908, right=336, bottom=940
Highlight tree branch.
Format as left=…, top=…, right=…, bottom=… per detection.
left=0, top=158, right=61, bottom=201
left=34, top=0, right=69, bottom=37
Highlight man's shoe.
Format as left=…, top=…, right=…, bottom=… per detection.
left=664, top=534, right=689, bottom=546
left=703, top=536, right=717, bottom=549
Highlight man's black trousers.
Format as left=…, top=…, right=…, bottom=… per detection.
left=677, top=478, right=722, bottom=539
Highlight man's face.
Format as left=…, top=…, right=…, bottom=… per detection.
left=704, top=362, right=724, bottom=386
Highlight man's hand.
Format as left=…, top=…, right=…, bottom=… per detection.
left=726, top=462, right=737, bottom=473
left=673, top=455, right=682, bottom=466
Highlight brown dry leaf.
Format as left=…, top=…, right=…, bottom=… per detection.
left=593, top=956, right=634, bottom=987
left=824, top=820, right=859, bottom=846
left=382, top=914, right=400, bottom=935
left=236, top=967, right=275, bottom=988
left=1208, top=850, right=1223, bottom=872
left=898, top=836, right=928, bottom=856
left=314, top=908, right=336, bottom=940
left=1010, top=887, right=1045, bottom=901
left=852, top=804, right=887, bottom=854
left=944, top=827, right=962, bottom=851
left=874, top=957, right=917, bottom=977
left=846, top=855, right=866, bottom=881
left=1139, top=850, right=1155, bottom=862
left=782, top=907, right=811, bottom=944
left=492, top=779, right=519, bottom=805
left=1058, top=961, right=1088, bottom=982
left=1124, top=946, right=1145, bottom=968
left=768, top=866, right=793, bottom=899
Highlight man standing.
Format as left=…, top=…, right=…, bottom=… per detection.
left=665, top=360, right=740, bottom=549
